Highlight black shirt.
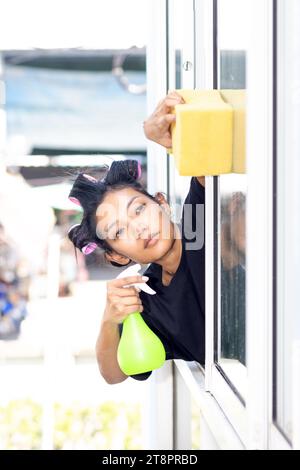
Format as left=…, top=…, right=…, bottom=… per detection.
left=118, top=177, right=205, bottom=380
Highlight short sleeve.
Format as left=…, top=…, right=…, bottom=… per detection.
left=129, top=370, right=153, bottom=381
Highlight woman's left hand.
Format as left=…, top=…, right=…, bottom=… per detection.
left=143, top=91, right=185, bottom=148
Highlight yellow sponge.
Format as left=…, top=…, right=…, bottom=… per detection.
left=170, top=89, right=233, bottom=176
left=219, top=90, right=246, bottom=174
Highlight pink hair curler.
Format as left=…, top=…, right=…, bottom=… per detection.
left=81, top=242, right=98, bottom=255
left=69, top=196, right=81, bottom=207
left=83, top=174, right=97, bottom=183
left=137, top=162, right=142, bottom=179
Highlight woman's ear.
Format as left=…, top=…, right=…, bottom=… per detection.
left=104, top=250, right=131, bottom=266
left=154, top=192, right=171, bottom=216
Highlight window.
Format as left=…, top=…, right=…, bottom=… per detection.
left=167, top=0, right=194, bottom=230
left=216, top=0, right=249, bottom=396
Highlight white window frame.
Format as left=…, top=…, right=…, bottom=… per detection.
left=246, top=0, right=275, bottom=450
left=200, top=0, right=249, bottom=445
left=270, top=0, right=300, bottom=450
left=146, top=0, right=299, bottom=450
left=145, top=0, right=174, bottom=450
left=174, top=360, right=244, bottom=449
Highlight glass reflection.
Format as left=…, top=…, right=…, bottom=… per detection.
left=218, top=0, right=248, bottom=371
left=220, top=190, right=246, bottom=365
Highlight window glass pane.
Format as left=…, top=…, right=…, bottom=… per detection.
left=217, top=0, right=249, bottom=388
left=168, top=0, right=193, bottom=211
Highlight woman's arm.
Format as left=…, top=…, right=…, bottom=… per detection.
left=95, top=275, right=145, bottom=385
left=96, top=314, right=128, bottom=385
left=196, top=176, right=205, bottom=187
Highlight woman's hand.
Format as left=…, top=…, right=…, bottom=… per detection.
left=103, top=275, right=147, bottom=325
left=143, top=91, right=185, bottom=148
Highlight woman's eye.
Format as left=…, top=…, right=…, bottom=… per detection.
left=135, top=204, right=145, bottom=215
left=113, top=204, right=146, bottom=238
left=115, top=228, right=125, bottom=239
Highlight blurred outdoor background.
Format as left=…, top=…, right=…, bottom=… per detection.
left=0, top=0, right=200, bottom=450
left=0, top=0, right=147, bottom=450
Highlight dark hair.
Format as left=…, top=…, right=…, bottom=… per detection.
left=67, top=159, right=156, bottom=267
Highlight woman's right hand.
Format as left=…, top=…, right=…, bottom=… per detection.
left=103, top=275, right=148, bottom=325
left=143, top=91, right=185, bottom=148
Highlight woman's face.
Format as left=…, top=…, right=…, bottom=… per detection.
left=95, top=187, right=176, bottom=265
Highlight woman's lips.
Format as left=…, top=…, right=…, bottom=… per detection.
left=144, top=232, right=159, bottom=248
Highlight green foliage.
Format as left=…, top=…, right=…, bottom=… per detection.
left=191, top=401, right=201, bottom=450
left=0, top=399, right=42, bottom=450
left=54, top=401, right=142, bottom=450
left=0, top=399, right=142, bottom=450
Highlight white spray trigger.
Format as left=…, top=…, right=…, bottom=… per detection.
left=116, top=263, right=156, bottom=295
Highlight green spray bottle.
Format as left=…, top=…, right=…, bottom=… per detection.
left=116, top=263, right=166, bottom=375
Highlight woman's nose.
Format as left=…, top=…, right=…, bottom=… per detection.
left=132, top=223, right=148, bottom=238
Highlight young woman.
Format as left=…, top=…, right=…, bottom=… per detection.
left=68, top=91, right=205, bottom=384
